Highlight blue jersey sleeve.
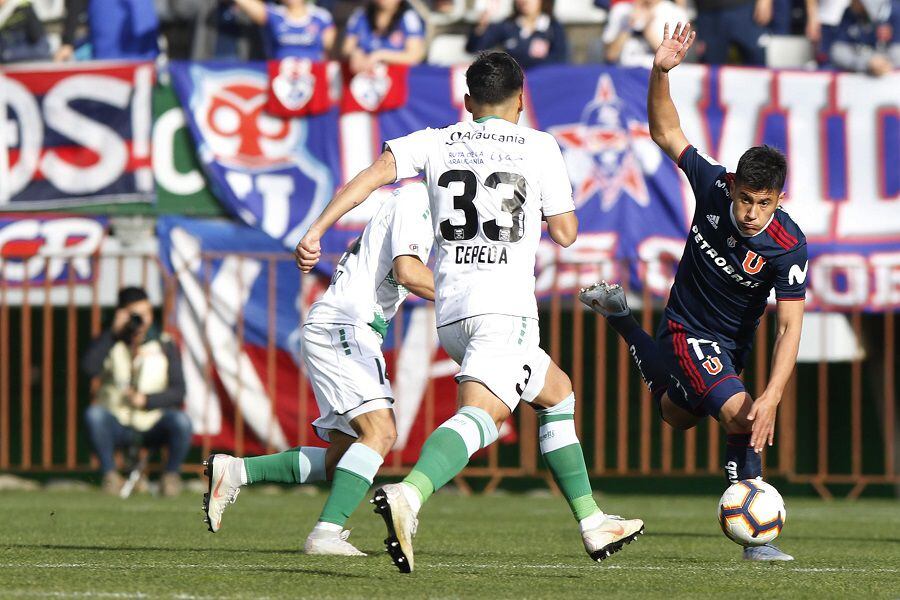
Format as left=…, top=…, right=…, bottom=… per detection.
left=400, top=9, right=425, bottom=39
left=771, top=244, right=809, bottom=300
left=346, top=8, right=366, bottom=38
left=678, top=145, right=727, bottom=205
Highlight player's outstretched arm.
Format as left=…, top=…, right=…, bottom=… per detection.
left=392, top=255, right=435, bottom=301
left=648, top=22, right=696, bottom=163
left=295, top=150, right=398, bottom=273
left=747, top=299, right=804, bottom=452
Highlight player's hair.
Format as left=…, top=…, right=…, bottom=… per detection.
left=735, top=145, right=787, bottom=192
left=117, top=286, right=149, bottom=309
left=466, top=51, right=524, bottom=106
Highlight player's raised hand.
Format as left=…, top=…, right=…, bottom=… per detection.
left=295, top=231, right=322, bottom=273
left=746, top=393, right=778, bottom=453
left=653, top=22, right=696, bottom=73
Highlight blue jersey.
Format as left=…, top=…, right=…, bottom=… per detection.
left=664, top=146, right=808, bottom=352
left=346, top=7, right=424, bottom=53
left=263, top=5, right=334, bottom=60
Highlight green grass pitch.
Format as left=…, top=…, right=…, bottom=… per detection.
left=2, top=487, right=898, bottom=599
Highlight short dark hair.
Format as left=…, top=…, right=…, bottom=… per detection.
left=735, top=145, right=787, bottom=192
left=117, top=286, right=149, bottom=309
left=465, top=51, right=524, bottom=106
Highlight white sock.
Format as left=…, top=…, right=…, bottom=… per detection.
left=579, top=510, right=606, bottom=533
left=399, top=482, right=422, bottom=514
left=233, top=458, right=248, bottom=486
left=313, top=521, right=343, bottom=533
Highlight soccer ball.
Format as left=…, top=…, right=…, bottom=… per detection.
left=717, top=479, right=786, bottom=547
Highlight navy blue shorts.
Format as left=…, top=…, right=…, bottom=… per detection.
left=656, top=319, right=746, bottom=418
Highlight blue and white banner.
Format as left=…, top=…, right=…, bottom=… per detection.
left=171, top=63, right=900, bottom=311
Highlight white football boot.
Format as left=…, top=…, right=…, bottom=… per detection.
left=743, top=544, right=794, bottom=561
left=303, top=528, right=367, bottom=556
left=578, top=281, right=631, bottom=317
left=371, top=483, right=419, bottom=573
left=202, top=454, right=243, bottom=533
left=582, top=514, right=645, bottom=561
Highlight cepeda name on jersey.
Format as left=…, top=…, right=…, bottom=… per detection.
left=691, top=225, right=761, bottom=289
left=446, top=131, right=526, bottom=145
left=455, top=244, right=509, bottom=264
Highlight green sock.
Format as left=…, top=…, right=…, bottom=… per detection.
left=538, top=395, right=601, bottom=521
left=403, top=406, right=499, bottom=503
left=318, top=443, right=383, bottom=527
left=243, top=446, right=325, bottom=484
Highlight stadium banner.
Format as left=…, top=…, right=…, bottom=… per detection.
left=169, top=62, right=899, bottom=311
left=0, top=62, right=156, bottom=208
left=0, top=214, right=107, bottom=285
left=157, top=215, right=492, bottom=457
left=152, top=84, right=220, bottom=212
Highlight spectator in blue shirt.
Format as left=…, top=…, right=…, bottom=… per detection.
left=89, top=0, right=159, bottom=59
left=830, top=0, right=899, bottom=75
left=230, top=0, right=335, bottom=60
left=466, top=0, right=568, bottom=69
left=342, top=0, right=426, bottom=74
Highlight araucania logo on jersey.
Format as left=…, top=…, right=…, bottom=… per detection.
left=446, top=130, right=525, bottom=145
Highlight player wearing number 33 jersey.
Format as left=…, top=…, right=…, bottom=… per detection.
left=386, top=117, right=574, bottom=328
left=295, top=51, right=646, bottom=573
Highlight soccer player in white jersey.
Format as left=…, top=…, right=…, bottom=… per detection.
left=203, top=184, right=434, bottom=556
left=295, top=51, right=644, bottom=572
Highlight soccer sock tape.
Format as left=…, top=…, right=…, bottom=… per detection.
left=537, top=394, right=599, bottom=521
left=404, top=406, right=498, bottom=504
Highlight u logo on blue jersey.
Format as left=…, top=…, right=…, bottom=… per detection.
left=742, top=251, right=766, bottom=275
left=702, top=356, right=723, bottom=375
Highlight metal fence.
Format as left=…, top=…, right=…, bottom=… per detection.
left=0, top=252, right=897, bottom=498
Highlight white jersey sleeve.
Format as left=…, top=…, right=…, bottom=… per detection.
left=385, top=128, right=436, bottom=180
left=537, top=132, right=575, bottom=217
left=389, top=187, right=434, bottom=264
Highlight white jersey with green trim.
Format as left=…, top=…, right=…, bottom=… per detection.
left=385, top=118, right=575, bottom=327
left=305, top=183, right=433, bottom=335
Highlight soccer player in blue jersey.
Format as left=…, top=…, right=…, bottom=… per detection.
left=579, top=23, right=807, bottom=562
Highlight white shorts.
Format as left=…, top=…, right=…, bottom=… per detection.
left=300, top=323, right=393, bottom=442
left=437, top=315, right=551, bottom=412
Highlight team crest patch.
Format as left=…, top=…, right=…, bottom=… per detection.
left=707, top=214, right=719, bottom=229
left=271, top=57, right=316, bottom=111
left=727, top=236, right=737, bottom=248
left=349, top=65, right=393, bottom=111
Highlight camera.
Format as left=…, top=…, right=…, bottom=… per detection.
left=119, top=313, right=144, bottom=342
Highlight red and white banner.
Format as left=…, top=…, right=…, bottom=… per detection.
left=0, top=62, right=155, bottom=208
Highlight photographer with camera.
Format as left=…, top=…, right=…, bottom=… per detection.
left=81, top=287, right=192, bottom=497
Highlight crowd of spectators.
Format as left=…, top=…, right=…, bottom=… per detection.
left=0, top=0, right=896, bottom=75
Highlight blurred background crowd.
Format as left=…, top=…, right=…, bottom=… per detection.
left=0, top=0, right=897, bottom=74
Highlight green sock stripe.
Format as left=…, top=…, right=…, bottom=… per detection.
left=572, top=494, right=601, bottom=521
left=458, top=412, right=485, bottom=448
left=403, top=469, right=435, bottom=503
left=539, top=413, right=575, bottom=426
left=318, top=468, right=372, bottom=527
left=458, top=406, right=499, bottom=446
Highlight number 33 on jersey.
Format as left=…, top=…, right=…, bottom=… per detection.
left=385, top=117, right=575, bottom=328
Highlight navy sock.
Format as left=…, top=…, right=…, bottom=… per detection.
left=724, top=434, right=762, bottom=484
left=607, top=312, right=670, bottom=399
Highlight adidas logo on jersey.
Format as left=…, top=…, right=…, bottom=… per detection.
left=707, top=214, right=720, bottom=229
